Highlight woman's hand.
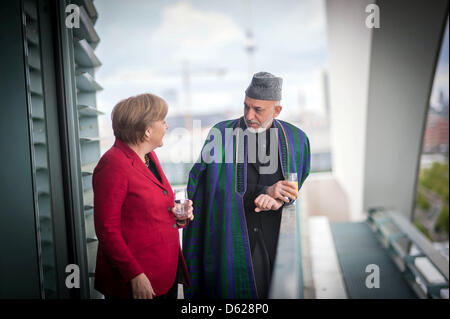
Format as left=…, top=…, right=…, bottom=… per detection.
left=130, top=273, right=155, bottom=299
left=254, top=194, right=284, bottom=212
left=266, top=181, right=298, bottom=202
left=170, top=199, right=194, bottom=221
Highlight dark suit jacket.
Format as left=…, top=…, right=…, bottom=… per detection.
left=93, top=138, right=190, bottom=297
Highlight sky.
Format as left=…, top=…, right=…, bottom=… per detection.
left=93, top=1, right=448, bottom=146
left=94, top=0, right=329, bottom=124
left=430, top=18, right=449, bottom=110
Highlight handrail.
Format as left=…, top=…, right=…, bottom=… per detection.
left=367, top=208, right=449, bottom=299
left=387, top=211, right=449, bottom=281
left=269, top=201, right=303, bottom=298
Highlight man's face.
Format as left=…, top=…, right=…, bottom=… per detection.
left=244, top=96, right=282, bottom=130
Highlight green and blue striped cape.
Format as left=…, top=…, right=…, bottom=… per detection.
left=183, top=117, right=310, bottom=299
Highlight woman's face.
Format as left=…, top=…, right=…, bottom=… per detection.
left=147, top=118, right=168, bottom=148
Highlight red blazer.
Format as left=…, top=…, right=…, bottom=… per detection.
left=92, top=138, right=190, bottom=298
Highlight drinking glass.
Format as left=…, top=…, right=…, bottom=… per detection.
left=174, top=187, right=189, bottom=218
left=285, top=172, right=298, bottom=201
left=286, top=172, right=298, bottom=189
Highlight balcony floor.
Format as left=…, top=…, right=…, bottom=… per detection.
left=330, top=222, right=417, bottom=299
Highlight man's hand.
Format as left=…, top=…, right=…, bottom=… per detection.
left=130, top=273, right=156, bottom=299
left=254, top=194, right=284, bottom=212
left=266, top=181, right=298, bottom=202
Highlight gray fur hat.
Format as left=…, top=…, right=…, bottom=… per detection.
left=245, top=71, right=283, bottom=101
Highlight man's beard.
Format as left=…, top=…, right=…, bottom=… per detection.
left=244, top=117, right=273, bottom=133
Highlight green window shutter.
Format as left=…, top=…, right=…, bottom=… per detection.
left=23, top=0, right=58, bottom=299
left=70, top=0, right=103, bottom=299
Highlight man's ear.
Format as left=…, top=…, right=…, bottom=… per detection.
left=274, top=105, right=282, bottom=118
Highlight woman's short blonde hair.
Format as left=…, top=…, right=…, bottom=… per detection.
left=111, top=93, right=168, bottom=145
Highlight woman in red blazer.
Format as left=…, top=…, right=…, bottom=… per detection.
left=93, top=93, right=192, bottom=299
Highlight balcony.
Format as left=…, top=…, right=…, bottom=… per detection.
left=265, top=173, right=449, bottom=299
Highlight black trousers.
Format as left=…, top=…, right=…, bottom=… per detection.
left=104, top=277, right=177, bottom=300
left=105, top=257, right=182, bottom=300
left=251, top=232, right=272, bottom=299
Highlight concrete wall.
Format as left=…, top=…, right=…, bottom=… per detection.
left=326, top=0, right=374, bottom=221
left=363, top=0, right=448, bottom=220
left=326, top=0, right=448, bottom=221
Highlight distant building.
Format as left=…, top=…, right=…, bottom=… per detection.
left=161, top=111, right=232, bottom=184
left=438, top=89, right=449, bottom=116
left=423, top=108, right=449, bottom=153
left=166, top=112, right=229, bottom=132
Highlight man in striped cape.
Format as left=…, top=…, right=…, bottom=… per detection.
left=183, top=72, right=311, bottom=298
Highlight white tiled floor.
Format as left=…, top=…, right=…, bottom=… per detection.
left=308, top=216, right=348, bottom=299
